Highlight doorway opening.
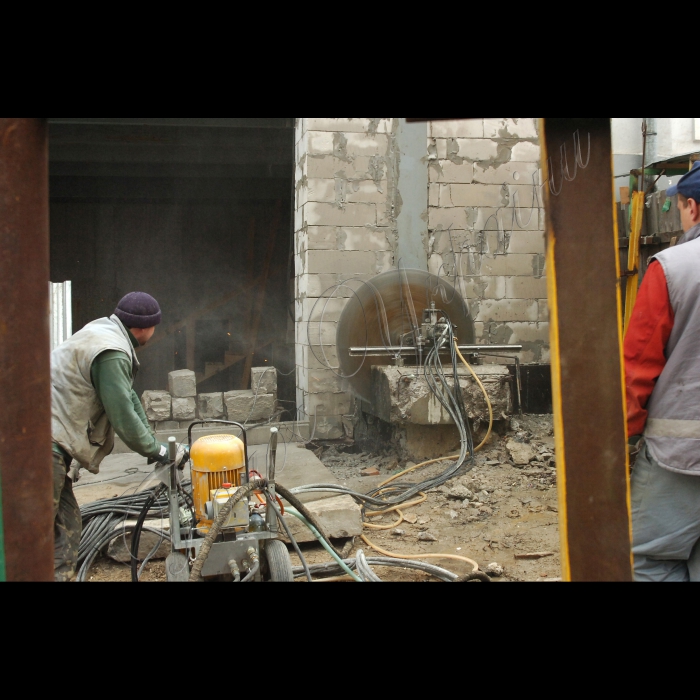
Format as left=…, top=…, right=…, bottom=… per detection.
left=48, top=118, right=296, bottom=408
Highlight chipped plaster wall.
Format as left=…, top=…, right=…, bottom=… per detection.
left=294, top=118, right=547, bottom=440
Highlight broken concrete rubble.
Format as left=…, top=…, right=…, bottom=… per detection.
left=251, top=366, right=277, bottom=396
left=224, top=390, right=275, bottom=423
left=506, top=440, right=537, bottom=465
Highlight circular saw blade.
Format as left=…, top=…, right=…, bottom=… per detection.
left=333, top=269, right=475, bottom=402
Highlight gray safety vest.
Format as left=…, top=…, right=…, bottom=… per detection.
left=644, top=230, right=700, bottom=474
left=51, top=315, right=139, bottom=473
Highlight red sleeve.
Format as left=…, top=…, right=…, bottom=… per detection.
left=624, top=260, right=675, bottom=437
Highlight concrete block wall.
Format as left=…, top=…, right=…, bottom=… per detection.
left=294, top=118, right=548, bottom=440
left=426, top=118, right=549, bottom=364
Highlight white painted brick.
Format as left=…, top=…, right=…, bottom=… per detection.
left=483, top=118, right=539, bottom=140
left=476, top=299, right=539, bottom=323
left=506, top=276, right=548, bottom=299
left=307, top=131, right=334, bottom=155
left=305, top=201, right=376, bottom=227
left=431, top=120, right=484, bottom=139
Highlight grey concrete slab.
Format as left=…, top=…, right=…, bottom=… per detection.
left=112, top=421, right=310, bottom=454
left=75, top=442, right=340, bottom=507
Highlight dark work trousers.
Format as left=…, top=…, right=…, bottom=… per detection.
left=53, top=452, right=82, bottom=582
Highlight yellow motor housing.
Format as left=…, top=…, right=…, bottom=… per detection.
left=190, top=434, right=246, bottom=523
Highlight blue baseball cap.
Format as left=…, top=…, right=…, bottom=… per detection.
left=668, top=160, right=700, bottom=201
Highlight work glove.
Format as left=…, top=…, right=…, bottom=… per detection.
left=148, top=443, right=190, bottom=470
left=68, top=464, right=82, bottom=484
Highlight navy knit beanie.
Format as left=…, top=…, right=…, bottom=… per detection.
left=114, top=292, right=162, bottom=329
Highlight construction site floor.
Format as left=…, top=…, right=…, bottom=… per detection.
left=81, top=415, right=563, bottom=582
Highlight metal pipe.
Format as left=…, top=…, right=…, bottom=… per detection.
left=348, top=344, right=522, bottom=357
left=0, top=118, right=53, bottom=581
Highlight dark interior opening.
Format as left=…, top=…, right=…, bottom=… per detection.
left=48, top=118, right=295, bottom=407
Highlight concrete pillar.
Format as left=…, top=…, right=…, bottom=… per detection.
left=0, top=118, right=54, bottom=581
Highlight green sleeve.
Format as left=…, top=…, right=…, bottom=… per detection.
left=91, top=350, right=164, bottom=460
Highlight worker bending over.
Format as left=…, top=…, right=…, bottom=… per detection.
left=625, top=161, right=700, bottom=581
left=51, top=293, right=185, bottom=582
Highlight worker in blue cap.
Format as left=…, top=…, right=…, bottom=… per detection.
left=624, top=159, right=700, bottom=581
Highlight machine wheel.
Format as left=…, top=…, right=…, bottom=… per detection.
left=166, top=552, right=190, bottom=582
left=264, top=540, right=294, bottom=582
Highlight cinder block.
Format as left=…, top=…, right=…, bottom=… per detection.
left=451, top=138, right=500, bottom=162
left=306, top=118, right=392, bottom=134
left=156, top=421, right=179, bottom=432
left=168, top=369, right=197, bottom=398
left=307, top=131, right=334, bottom=155
left=306, top=250, right=377, bottom=276
left=479, top=254, right=538, bottom=276
left=141, top=391, right=171, bottom=422
left=344, top=133, right=389, bottom=156
left=484, top=118, right=538, bottom=140
left=429, top=160, right=475, bottom=184
left=507, top=231, right=546, bottom=255
left=172, top=397, right=196, bottom=421
left=306, top=392, right=353, bottom=417
left=473, top=160, right=540, bottom=185
left=305, top=202, right=377, bottom=228
left=510, top=141, right=541, bottom=162
left=302, top=297, right=347, bottom=323
left=224, top=391, right=275, bottom=423
left=450, top=184, right=506, bottom=208
left=506, top=276, right=548, bottom=299
left=312, top=416, right=345, bottom=440
left=303, top=345, right=339, bottom=371
left=428, top=207, right=469, bottom=231
left=306, top=155, right=372, bottom=179
left=306, top=178, right=336, bottom=203
left=197, top=393, right=224, bottom=420
left=337, top=227, right=392, bottom=252
left=476, top=299, right=539, bottom=323
left=251, top=367, right=277, bottom=395
left=431, top=120, right=484, bottom=139
left=308, top=369, right=345, bottom=394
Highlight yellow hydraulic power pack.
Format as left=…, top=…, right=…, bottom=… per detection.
left=190, top=434, right=247, bottom=527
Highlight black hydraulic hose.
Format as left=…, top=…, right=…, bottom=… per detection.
left=456, top=571, right=491, bottom=583
left=130, top=484, right=167, bottom=583
left=274, top=483, right=344, bottom=559
left=265, top=488, right=313, bottom=583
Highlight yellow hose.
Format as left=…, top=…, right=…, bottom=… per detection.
left=360, top=534, right=479, bottom=574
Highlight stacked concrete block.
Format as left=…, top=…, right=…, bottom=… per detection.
left=172, top=397, right=196, bottom=421
left=224, top=390, right=276, bottom=423
left=197, top=393, right=224, bottom=420
left=168, top=370, right=197, bottom=399
left=141, top=391, right=171, bottom=422
left=250, top=366, right=277, bottom=397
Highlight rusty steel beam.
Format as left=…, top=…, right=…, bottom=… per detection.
left=0, top=119, right=54, bottom=581
left=541, top=118, right=633, bottom=581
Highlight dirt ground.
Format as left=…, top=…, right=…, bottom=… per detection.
left=85, top=414, right=560, bottom=583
